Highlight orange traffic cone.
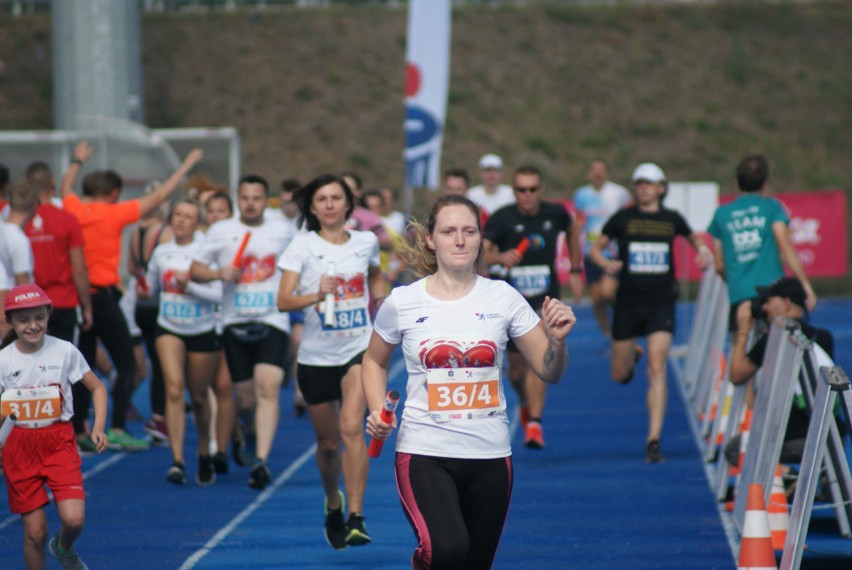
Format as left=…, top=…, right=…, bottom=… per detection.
left=768, top=466, right=790, bottom=551
left=738, top=483, right=777, bottom=570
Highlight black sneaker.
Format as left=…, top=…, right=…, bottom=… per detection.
left=197, top=455, right=216, bottom=486
left=345, top=513, right=371, bottom=546
left=211, top=452, right=229, bottom=475
left=248, top=460, right=271, bottom=490
left=166, top=461, right=187, bottom=485
left=232, top=437, right=251, bottom=467
left=324, top=490, right=348, bottom=550
left=645, top=439, right=665, bottom=463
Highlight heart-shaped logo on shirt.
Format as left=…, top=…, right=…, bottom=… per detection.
left=420, top=339, right=497, bottom=369
left=239, top=254, right=276, bottom=284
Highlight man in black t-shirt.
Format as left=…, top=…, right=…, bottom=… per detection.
left=589, top=162, right=712, bottom=463
left=483, top=165, right=583, bottom=449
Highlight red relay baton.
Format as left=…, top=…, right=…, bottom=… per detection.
left=232, top=231, right=251, bottom=268
left=515, top=237, right=530, bottom=256
left=368, top=390, right=400, bottom=458
left=137, top=273, right=150, bottom=293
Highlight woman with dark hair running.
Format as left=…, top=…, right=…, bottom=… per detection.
left=277, top=174, right=384, bottom=550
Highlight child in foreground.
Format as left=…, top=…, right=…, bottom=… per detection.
left=0, top=283, right=108, bottom=570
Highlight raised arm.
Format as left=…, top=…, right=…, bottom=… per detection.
left=60, top=140, right=94, bottom=199
left=136, top=149, right=204, bottom=218
left=512, top=296, right=576, bottom=384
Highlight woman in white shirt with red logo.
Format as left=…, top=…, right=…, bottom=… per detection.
left=277, top=174, right=384, bottom=550
left=362, top=195, right=576, bottom=569
left=0, top=284, right=108, bottom=570
left=146, top=198, right=223, bottom=486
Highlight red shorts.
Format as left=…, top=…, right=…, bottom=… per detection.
left=2, top=421, right=85, bottom=514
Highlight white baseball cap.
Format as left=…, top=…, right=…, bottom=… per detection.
left=631, top=162, right=666, bottom=184
left=478, top=153, right=504, bottom=170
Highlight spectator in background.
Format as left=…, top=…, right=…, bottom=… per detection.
left=202, top=190, right=252, bottom=474
left=147, top=198, right=223, bottom=485
left=378, top=186, right=406, bottom=236
left=444, top=167, right=489, bottom=229
left=573, top=159, right=631, bottom=341
left=24, top=159, right=93, bottom=357
left=442, top=167, right=470, bottom=196
left=264, top=177, right=307, bottom=415
left=483, top=165, right=583, bottom=449
left=1, top=180, right=38, bottom=287
left=466, top=153, right=515, bottom=216
left=61, top=139, right=204, bottom=452
left=341, top=171, right=394, bottom=252
left=128, top=184, right=173, bottom=445
left=726, top=277, right=834, bottom=470
left=190, top=175, right=295, bottom=490
left=265, top=178, right=302, bottom=229
left=361, top=188, right=405, bottom=292
left=0, top=163, right=9, bottom=210
left=708, top=154, right=817, bottom=333
left=590, top=162, right=712, bottom=463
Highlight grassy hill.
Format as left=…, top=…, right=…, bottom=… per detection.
left=1, top=1, right=851, bottom=289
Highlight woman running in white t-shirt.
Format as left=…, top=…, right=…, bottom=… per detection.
left=362, top=195, right=576, bottom=569
left=277, top=174, right=385, bottom=550
left=146, top=199, right=222, bottom=485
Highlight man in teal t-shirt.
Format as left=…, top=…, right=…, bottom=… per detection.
left=707, top=154, right=816, bottom=331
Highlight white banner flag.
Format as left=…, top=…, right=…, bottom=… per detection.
left=404, top=0, right=451, bottom=191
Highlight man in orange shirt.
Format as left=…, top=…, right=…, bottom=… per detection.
left=61, top=140, right=203, bottom=451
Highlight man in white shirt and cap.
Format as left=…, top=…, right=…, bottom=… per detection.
left=466, top=153, right=516, bottom=216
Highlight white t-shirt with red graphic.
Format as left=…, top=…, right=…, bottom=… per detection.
left=194, top=217, right=294, bottom=332
left=148, top=239, right=222, bottom=336
left=0, top=336, right=90, bottom=427
left=373, top=276, right=539, bottom=459
left=277, top=230, right=380, bottom=366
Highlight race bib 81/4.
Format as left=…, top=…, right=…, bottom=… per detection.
left=1, top=385, right=62, bottom=427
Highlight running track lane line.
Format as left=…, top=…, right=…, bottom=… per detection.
left=0, top=451, right=128, bottom=531
left=178, top=443, right=317, bottom=570
left=179, top=356, right=408, bottom=569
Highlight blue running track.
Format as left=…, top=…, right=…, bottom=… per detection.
left=2, top=299, right=851, bottom=568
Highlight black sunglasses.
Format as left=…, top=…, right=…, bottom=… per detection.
left=514, top=185, right=540, bottom=194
